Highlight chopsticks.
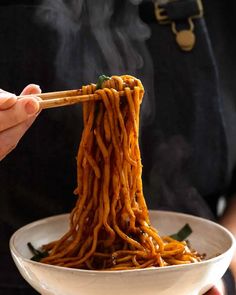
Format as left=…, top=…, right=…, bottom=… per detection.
left=39, top=93, right=102, bottom=109
left=17, top=89, right=128, bottom=109
left=16, top=75, right=143, bottom=109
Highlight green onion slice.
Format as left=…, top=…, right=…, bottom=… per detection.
left=96, top=75, right=111, bottom=89
left=170, top=223, right=192, bottom=241
left=27, top=242, right=48, bottom=262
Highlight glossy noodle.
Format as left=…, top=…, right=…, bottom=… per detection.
left=41, top=75, right=201, bottom=270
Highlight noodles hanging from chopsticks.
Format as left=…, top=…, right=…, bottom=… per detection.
left=41, top=75, right=201, bottom=269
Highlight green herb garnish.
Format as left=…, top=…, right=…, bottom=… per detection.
left=27, top=242, right=48, bottom=262
left=96, top=75, right=111, bottom=89
left=170, top=223, right=192, bottom=241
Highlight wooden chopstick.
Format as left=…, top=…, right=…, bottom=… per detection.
left=17, top=89, right=129, bottom=109
left=17, top=89, right=84, bottom=100
left=17, top=90, right=100, bottom=109
left=39, top=93, right=101, bottom=109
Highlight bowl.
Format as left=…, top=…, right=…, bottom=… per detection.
left=10, top=210, right=235, bottom=295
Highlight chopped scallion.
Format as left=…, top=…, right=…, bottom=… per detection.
left=27, top=242, right=48, bottom=262
left=170, top=223, right=192, bottom=241
left=96, top=75, right=111, bottom=89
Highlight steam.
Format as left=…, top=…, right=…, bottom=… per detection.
left=36, top=0, right=155, bottom=123
left=36, top=0, right=214, bottom=219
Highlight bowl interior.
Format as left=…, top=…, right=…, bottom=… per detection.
left=151, top=211, right=233, bottom=260
left=10, top=210, right=235, bottom=295
left=12, top=210, right=234, bottom=263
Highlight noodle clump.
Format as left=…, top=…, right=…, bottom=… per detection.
left=41, top=75, right=201, bottom=270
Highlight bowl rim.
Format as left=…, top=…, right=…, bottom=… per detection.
left=9, top=210, right=236, bottom=275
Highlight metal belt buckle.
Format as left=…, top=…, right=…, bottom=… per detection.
left=154, top=0, right=204, bottom=51
left=154, top=1, right=171, bottom=24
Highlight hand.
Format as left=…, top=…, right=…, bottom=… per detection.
left=0, top=84, right=41, bottom=161
left=204, top=286, right=222, bottom=295
left=204, top=279, right=226, bottom=295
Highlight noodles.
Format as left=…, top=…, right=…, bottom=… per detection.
left=41, top=75, right=201, bottom=270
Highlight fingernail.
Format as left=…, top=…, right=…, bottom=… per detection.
left=32, top=84, right=41, bottom=91
left=30, top=84, right=41, bottom=93
left=25, top=100, right=39, bottom=115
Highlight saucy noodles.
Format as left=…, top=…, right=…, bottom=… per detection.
left=41, top=75, right=201, bottom=269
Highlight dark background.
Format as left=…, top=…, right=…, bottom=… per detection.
left=0, top=0, right=236, bottom=294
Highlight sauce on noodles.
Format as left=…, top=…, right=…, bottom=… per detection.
left=40, top=75, right=202, bottom=270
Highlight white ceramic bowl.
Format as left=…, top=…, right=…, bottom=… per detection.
left=10, top=210, right=235, bottom=295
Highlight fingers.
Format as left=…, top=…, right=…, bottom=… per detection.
left=0, top=116, right=36, bottom=161
left=0, top=90, right=17, bottom=110
left=21, top=84, right=41, bottom=95
left=20, top=83, right=42, bottom=114
left=0, top=84, right=41, bottom=112
left=0, top=97, right=40, bottom=132
left=0, top=84, right=42, bottom=161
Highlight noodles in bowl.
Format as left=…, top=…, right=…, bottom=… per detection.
left=10, top=211, right=235, bottom=295
left=9, top=75, right=235, bottom=294
left=36, top=75, right=201, bottom=269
